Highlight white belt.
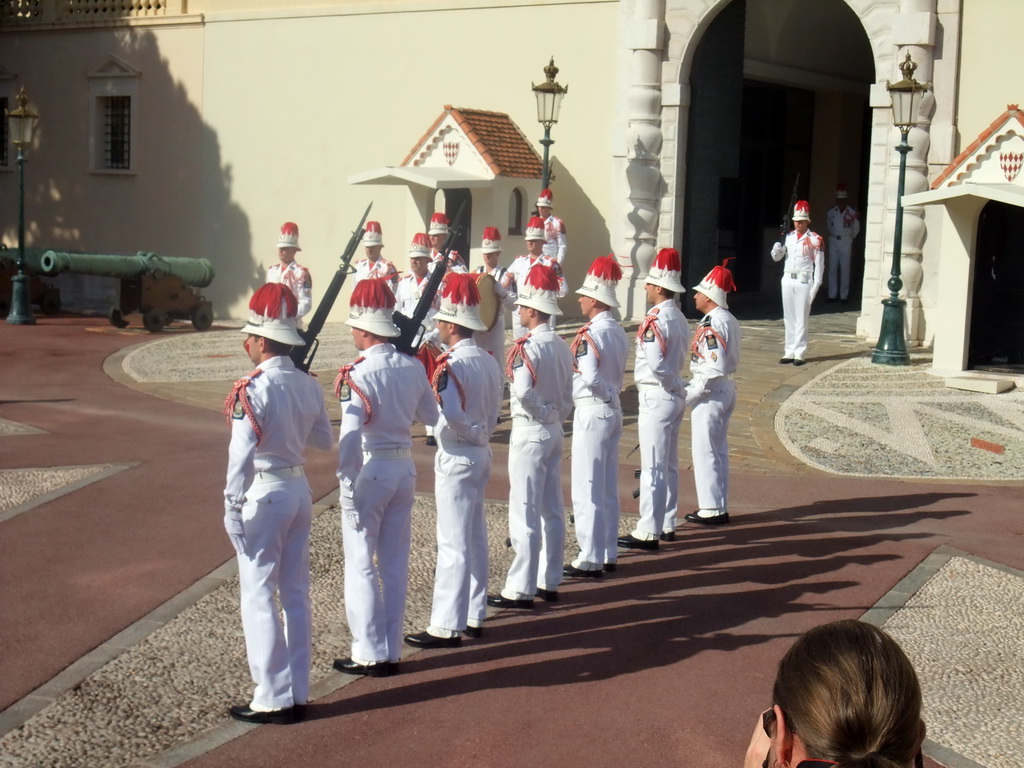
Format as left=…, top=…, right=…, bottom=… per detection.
left=253, top=466, right=304, bottom=484
left=785, top=270, right=812, bottom=279
left=636, top=382, right=663, bottom=391
left=363, top=448, right=412, bottom=460
left=574, top=396, right=610, bottom=406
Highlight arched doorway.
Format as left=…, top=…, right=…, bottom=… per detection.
left=679, top=0, right=874, bottom=316
left=436, top=187, right=473, bottom=269
left=970, top=200, right=1024, bottom=371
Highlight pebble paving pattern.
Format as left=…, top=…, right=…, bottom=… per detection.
left=884, top=556, right=1024, bottom=768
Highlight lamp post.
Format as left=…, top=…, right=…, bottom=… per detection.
left=872, top=53, right=927, bottom=365
left=532, top=56, right=567, bottom=192
left=6, top=86, right=39, bottom=325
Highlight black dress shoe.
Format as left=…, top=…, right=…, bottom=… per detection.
left=404, top=631, right=461, bottom=649
left=536, top=588, right=559, bottom=602
left=793, top=359, right=806, bottom=366
left=604, top=562, right=617, bottom=572
left=659, top=531, right=676, bottom=542
left=293, top=704, right=308, bottom=721
left=332, top=657, right=394, bottom=677
left=779, top=357, right=794, bottom=364
left=487, top=594, right=534, bottom=609
left=563, top=564, right=603, bottom=578
left=617, top=534, right=659, bottom=551
left=684, top=511, right=730, bottom=526
left=463, top=626, right=483, bottom=639
left=229, top=704, right=296, bottom=725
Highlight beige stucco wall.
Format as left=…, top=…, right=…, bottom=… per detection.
left=957, top=0, right=1024, bottom=142
left=198, top=0, right=618, bottom=319
left=1, top=0, right=617, bottom=321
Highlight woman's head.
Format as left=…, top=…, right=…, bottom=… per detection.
left=770, top=620, right=924, bottom=768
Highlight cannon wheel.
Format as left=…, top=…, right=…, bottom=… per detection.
left=41, top=290, right=61, bottom=316
left=109, top=308, right=130, bottom=329
left=190, top=302, right=213, bottom=332
left=142, top=308, right=169, bottom=333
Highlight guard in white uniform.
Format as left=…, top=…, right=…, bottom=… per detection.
left=685, top=262, right=740, bottom=526
left=618, top=248, right=689, bottom=550
left=504, top=216, right=566, bottom=339
left=825, top=184, right=860, bottom=303
left=223, top=283, right=334, bottom=725
left=266, top=222, right=313, bottom=320
left=536, top=188, right=567, bottom=264
left=488, top=264, right=573, bottom=608
left=473, top=226, right=514, bottom=362
left=771, top=200, right=823, bottom=365
left=564, top=256, right=629, bottom=577
left=404, top=274, right=503, bottom=649
left=427, top=212, right=468, bottom=274
left=332, top=278, right=439, bottom=677
left=352, top=221, right=399, bottom=288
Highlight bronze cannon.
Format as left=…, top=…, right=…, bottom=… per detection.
left=0, top=246, right=62, bottom=316
left=39, top=250, right=215, bottom=332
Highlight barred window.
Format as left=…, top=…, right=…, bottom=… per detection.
left=1, top=97, right=8, bottom=166
left=102, top=95, right=131, bottom=170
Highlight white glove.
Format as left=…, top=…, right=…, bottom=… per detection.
left=223, top=508, right=246, bottom=556
left=685, top=381, right=707, bottom=410
left=770, top=242, right=784, bottom=260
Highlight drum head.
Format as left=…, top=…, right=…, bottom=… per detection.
left=474, top=272, right=500, bottom=331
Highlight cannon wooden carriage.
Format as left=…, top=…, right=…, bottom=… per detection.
left=40, top=250, right=216, bottom=332
left=0, top=246, right=62, bottom=317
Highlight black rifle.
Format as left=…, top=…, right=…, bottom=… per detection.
left=778, top=172, right=800, bottom=245
left=392, top=201, right=467, bottom=356
left=290, top=202, right=373, bottom=372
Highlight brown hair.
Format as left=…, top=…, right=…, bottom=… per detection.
left=773, top=620, right=922, bottom=768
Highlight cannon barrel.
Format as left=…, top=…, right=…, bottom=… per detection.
left=0, top=246, right=49, bottom=275
left=40, top=250, right=215, bottom=288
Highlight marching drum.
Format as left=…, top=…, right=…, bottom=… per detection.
left=473, top=272, right=501, bottom=331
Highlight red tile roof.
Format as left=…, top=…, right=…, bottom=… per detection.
left=402, top=105, right=543, bottom=179
left=932, top=104, right=1024, bottom=188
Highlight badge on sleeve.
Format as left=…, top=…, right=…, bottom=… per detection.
left=575, top=340, right=588, bottom=359
left=338, top=382, right=352, bottom=402
left=231, top=397, right=245, bottom=419
left=707, top=335, right=718, bottom=350
left=643, top=327, right=655, bottom=343
left=711, top=351, right=718, bottom=362
left=436, top=369, right=449, bottom=392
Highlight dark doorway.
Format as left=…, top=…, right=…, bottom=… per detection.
left=970, top=200, right=1024, bottom=371
left=443, top=188, right=473, bottom=270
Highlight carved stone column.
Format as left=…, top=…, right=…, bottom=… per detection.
left=619, top=0, right=665, bottom=319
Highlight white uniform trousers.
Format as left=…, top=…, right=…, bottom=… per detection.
left=780, top=274, right=814, bottom=360
left=237, top=476, right=313, bottom=711
left=430, top=444, right=492, bottom=632
left=502, top=422, right=565, bottom=598
left=690, top=379, right=736, bottom=512
left=570, top=403, right=623, bottom=568
left=341, top=458, right=416, bottom=664
left=828, top=237, right=853, bottom=300
left=634, top=388, right=684, bottom=537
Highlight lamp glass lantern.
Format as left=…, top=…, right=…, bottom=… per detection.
left=888, top=53, right=926, bottom=132
left=8, top=87, right=39, bottom=147
left=5, top=86, right=40, bottom=326
left=532, top=57, right=568, bottom=191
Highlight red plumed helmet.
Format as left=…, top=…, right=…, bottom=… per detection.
left=481, top=226, right=502, bottom=252
left=363, top=220, right=384, bottom=246
left=693, top=258, right=737, bottom=310
left=441, top=272, right=482, bottom=306
left=647, top=247, right=685, bottom=294
left=276, top=221, right=301, bottom=250
left=435, top=273, right=488, bottom=331
left=536, top=188, right=553, bottom=208
left=517, top=263, right=563, bottom=316
left=525, top=216, right=546, bottom=241
left=428, top=212, right=450, bottom=235
left=249, top=282, right=298, bottom=318
left=577, top=254, right=623, bottom=308
left=346, top=278, right=400, bottom=337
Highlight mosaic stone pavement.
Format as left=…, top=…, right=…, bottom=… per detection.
left=776, top=356, right=1024, bottom=480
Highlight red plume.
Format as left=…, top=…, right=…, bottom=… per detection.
left=523, top=264, right=561, bottom=292
left=250, top=283, right=297, bottom=318
left=707, top=266, right=737, bottom=292
left=350, top=277, right=397, bottom=310
left=588, top=255, right=623, bottom=282
left=527, top=215, right=546, bottom=230
left=280, top=222, right=299, bottom=237
left=654, top=248, right=681, bottom=271
left=441, top=273, right=481, bottom=306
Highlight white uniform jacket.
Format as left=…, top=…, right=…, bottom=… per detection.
left=353, top=257, right=399, bottom=288
left=771, top=229, right=824, bottom=296
left=634, top=299, right=689, bottom=396
left=542, top=215, right=568, bottom=264
left=224, top=355, right=334, bottom=514
left=571, top=310, right=629, bottom=408
left=686, top=306, right=741, bottom=406
left=433, top=339, right=503, bottom=447
left=507, top=324, right=573, bottom=425
left=267, top=262, right=313, bottom=319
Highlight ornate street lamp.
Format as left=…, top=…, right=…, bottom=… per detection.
left=532, top=56, right=568, bottom=192
left=6, top=86, right=40, bottom=325
left=872, top=53, right=928, bottom=365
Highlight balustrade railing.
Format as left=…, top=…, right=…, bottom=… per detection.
left=1, top=0, right=186, bottom=24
